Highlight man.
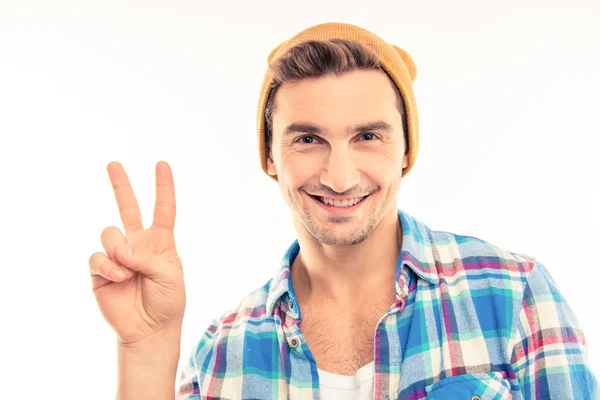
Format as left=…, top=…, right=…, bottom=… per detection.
left=89, top=22, right=597, bottom=399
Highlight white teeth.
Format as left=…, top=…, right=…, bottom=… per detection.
left=319, top=196, right=364, bottom=207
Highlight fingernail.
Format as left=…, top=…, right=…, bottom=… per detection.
left=111, top=269, right=126, bottom=280
left=117, top=245, right=133, bottom=257
left=121, top=266, right=133, bottom=278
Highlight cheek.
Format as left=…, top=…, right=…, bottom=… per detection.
left=356, top=148, right=399, bottom=177
left=281, top=152, right=322, bottom=181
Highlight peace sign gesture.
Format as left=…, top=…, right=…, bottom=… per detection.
left=89, top=161, right=186, bottom=346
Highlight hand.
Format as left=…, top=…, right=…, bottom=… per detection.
left=89, top=161, right=186, bottom=346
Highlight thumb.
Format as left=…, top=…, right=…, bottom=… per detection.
left=113, top=245, right=168, bottom=280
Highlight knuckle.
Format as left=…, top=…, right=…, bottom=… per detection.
left=118, top=205, right=140, bottom=215
left=154, top=201, right=176, bottom=209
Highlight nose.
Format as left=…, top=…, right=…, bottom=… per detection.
left=319, top=146, right=360, bottom=193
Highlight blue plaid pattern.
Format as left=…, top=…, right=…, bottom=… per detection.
left=177, top=209, right=597, bottom=399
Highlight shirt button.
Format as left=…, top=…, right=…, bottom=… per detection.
left=290, top=338, right=299, bottom=348
left=288, top=299, right=294, bottom=309
left=472, top=396, right=481, bottom=400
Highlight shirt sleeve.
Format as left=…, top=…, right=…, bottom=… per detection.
left=510, top=259, right=598, bottom=399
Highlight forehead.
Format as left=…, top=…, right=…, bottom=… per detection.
left=272, top=69, right=400, bottom=129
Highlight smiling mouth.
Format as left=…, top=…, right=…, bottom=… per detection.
left=309, top=194, right=370, bottom=208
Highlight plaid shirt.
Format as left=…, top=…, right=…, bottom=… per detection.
left=177, top=209, right=597, bottom=399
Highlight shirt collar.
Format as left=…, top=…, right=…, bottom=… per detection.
left=266, top=208, right=439, bottom=317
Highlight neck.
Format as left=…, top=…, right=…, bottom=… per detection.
left=291, top=208, right=402, bottom=308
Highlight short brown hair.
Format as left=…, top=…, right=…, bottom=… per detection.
left=264, top=38, right=408, bottom=156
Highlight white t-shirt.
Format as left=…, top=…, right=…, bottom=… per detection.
left=318, top=361, right=375, bottom=399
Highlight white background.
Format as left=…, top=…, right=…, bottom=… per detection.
left=0, top=0, right=598, bottom=398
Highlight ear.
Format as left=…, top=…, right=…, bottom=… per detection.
left=402, top=153, right=409, bottom=169
left=266, top=151, right=277, bottom=176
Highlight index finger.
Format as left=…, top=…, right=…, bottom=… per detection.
left=151, top=161, right=176, bottom=231
left=107, top=161, right=144, bottom=234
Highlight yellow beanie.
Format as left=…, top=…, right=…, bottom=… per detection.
left=256, top=22, right=418, bottom=182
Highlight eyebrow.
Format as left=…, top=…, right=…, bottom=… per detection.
left=281, top=121, right=395, bottom=137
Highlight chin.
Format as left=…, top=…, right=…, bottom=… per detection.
left=321, top=235, right=370, bottom=247
left=306, top=218, right=377, bottom=247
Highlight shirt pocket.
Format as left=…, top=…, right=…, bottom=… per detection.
left=425, top=371, right=512, bottom=400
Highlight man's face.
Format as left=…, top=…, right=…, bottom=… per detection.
left=266, top=69, right=409, bottom=246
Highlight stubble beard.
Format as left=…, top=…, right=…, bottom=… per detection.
left=283, top=171, right=402, bottom=247
left=304, top=211, right=379, bottom=246
left=283, top=187, right=382, bottom=247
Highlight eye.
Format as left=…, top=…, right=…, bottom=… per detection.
left=359, top=133, right=379, bottom=141
left=295, top=136, right=320, bottom=144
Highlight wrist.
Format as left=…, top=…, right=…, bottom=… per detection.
left=117, top=328, right=182, bottom=400
left=118, top=327, right=182, bottom=355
